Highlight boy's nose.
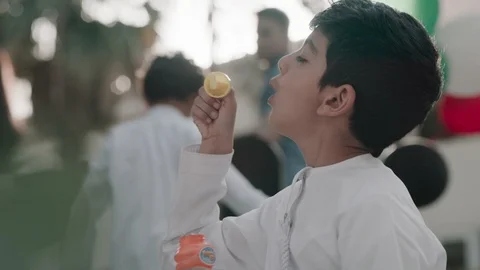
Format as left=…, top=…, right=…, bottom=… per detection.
left=278, top=55, right=289, bottom=75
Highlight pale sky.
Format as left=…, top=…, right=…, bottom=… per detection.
left=152, top=0, right=424, bottom=69
left=153, top=0, right=317, bottom=68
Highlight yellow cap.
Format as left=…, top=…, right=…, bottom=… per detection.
left=204, top=72, right=231, bottom=98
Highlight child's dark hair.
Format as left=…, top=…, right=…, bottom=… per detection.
left=143, top=53, right=204, bottom=105
left=311, top=0, right=442, bottom=157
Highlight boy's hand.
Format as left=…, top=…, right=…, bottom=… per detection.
left=191, top=87, right=237, bottom=154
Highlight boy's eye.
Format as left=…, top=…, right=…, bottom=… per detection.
left=296, top=56, right=308, bottom=63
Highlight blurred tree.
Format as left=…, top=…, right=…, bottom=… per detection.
left=0, top=2, right=159, bottom=268
left=0, top=0, right=158, bottom=163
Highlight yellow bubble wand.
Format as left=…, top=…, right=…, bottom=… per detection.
left=204, top=72, right=231, bottom=98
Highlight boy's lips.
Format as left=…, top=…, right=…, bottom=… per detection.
left=267, top=94, right=275, bottom=105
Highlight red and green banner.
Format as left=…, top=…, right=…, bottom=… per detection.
left=380, top=0, right=480, bottom=135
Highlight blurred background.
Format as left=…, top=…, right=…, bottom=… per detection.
left=0, top=0, right=479, bottom=269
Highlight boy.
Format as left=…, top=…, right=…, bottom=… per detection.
left=62, top=54, right=266, bottom=270
left=161, top=0, right=447, bottom=269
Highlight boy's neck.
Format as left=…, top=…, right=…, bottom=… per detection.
left=296, top=132, right=369, bottom=168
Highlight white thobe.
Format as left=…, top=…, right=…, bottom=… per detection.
left=162, top=145, right=447, bottom=270
left=62, top=105, right=267, bottom=270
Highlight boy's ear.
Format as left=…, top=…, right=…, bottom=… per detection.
left=317, top=84, right=355, bottom=117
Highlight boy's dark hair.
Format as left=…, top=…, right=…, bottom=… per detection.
left=257, top=8, right=290, bottom=31
left=143, top=53, right=204, bottom=105
left=311, top=0, right=442, bottom=157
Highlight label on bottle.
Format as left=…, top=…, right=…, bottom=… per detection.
left=199, top=246, right=216, bottom=266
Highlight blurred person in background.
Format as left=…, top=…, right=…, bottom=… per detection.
left=62, top=53, right=266, bottom=270
left=0, top=51, right=20, bottom=173
left=0, top=49, right=24, bottom=270
left=216, top=8, right=304, bottom=191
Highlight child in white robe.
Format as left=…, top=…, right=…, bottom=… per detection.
left=62, top=54, right=267, bottom=270
left=162, top=0, right=447, bottom=269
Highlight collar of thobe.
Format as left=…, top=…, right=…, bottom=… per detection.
left=307, top=154, right=376, bottom=180
left=285, top=167, right=310, bottom=223
left=284, top=154, right=378, bottom=210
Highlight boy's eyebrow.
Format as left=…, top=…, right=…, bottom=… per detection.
left=306, top=38, right=318, bottom=55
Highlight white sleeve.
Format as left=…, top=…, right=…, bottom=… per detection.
left=222, top=165, right=268, bottom=215
left=338, top=195, right=447, bottom=270
left=183, top=121, right=268, bottom=215
left=162, top=145, right=277, bottom=270
left=61, top=138, right=112, bottom=270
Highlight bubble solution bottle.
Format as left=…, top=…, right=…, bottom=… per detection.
left=174, top=234, right=216, bottom=270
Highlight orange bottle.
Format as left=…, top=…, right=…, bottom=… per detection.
left=175, top=234, right=216, bottom=270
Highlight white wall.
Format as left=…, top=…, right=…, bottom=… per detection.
left=421, top=135, right=480, bottom=240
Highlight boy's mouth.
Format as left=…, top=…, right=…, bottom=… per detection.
left=267, top=94, right=275, bottom=105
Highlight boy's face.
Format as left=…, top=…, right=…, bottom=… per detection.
left=267, top=31, right=355, bottom=140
